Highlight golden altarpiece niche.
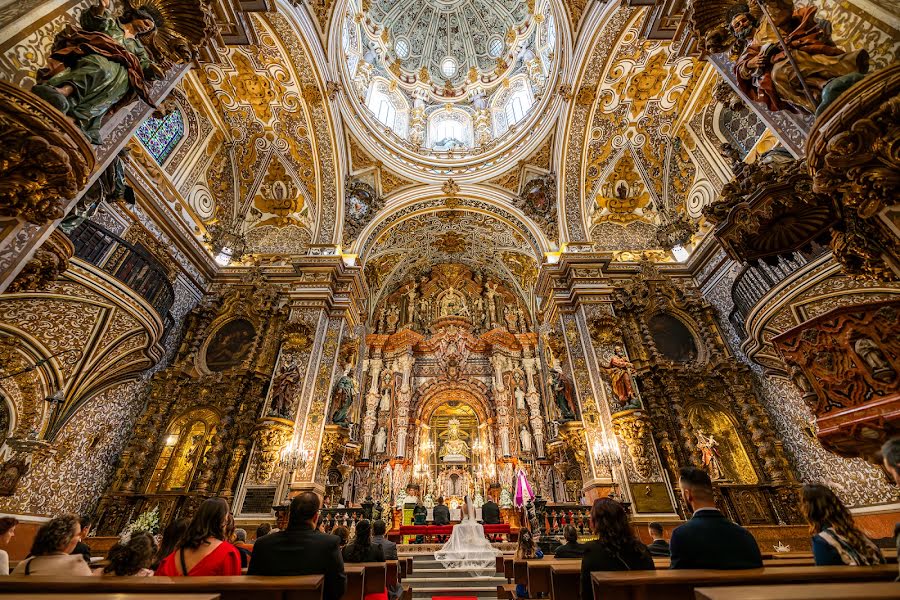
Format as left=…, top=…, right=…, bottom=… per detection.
left=342, top=262, right=578, bottom=514
left=95, top=272, right=293, bottom=535
left=593, top=264, right=803, bottom=525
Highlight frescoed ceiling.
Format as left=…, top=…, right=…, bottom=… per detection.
left=182, top=12, right=338, bottom=256
left=581, top=9, right=707, bottom=250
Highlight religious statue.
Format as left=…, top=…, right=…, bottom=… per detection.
left=31, top=0, right=164, bottom=143
left=385, top=306, right=400, bottom=332
left=853, top=337, right=895, bottom=382
left=439, top=417, right=470, bottom=461
left=378, top=369, right=392, bottom=412
left=547, top=367, right=577, bottom=421
left=519, top=426, right=532, bottom=453
left=268, top=356, right=300, bottom=418
left=374, top=426, right=388, bottom=455
left=439, top=288, right=470, bottom=318
left=514, top=381, right=527, bottom=411
left=695, top=429, right=725, bottom=481
left=331, top=366, right=357, bottom=426
left=730, top=0, right=869, bottom=114
left=604, top=346, right=641, bottom=411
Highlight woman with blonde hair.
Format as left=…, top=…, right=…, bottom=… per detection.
left=801, top=483, right=884, bottom=566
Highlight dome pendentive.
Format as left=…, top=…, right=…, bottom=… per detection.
left=340, top=0, right=559, bottom=171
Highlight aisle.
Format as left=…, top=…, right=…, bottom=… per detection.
left=405, top=554, right=506, bottom=600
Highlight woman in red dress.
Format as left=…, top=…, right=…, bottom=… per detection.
left=155, top=497, right=241, bottom=576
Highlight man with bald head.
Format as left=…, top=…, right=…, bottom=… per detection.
left=248, top=492, right=347, bottom=600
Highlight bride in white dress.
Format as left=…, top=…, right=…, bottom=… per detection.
left=434, top=495, right=501, bottom=570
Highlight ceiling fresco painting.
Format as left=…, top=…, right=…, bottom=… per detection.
left=582, top=10, right=707, bottom=251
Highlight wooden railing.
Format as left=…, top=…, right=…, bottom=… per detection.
left=728, top=245, right=829, bottom=338
left=66, top=220, right=174, bottom=318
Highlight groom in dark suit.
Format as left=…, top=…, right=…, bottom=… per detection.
left=433, top=496, right=451, bottom=525
left=481, top=499, right=501, bottom=525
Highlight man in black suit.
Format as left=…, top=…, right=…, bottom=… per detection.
left=373, top=520, right=401, bottom=600
left=646, top=522, right=670, bottom=557
left=432, top=496, right=451, bottom=526
left=669, top=467, right=762, bottom=570
left=481, top=498, right=501, bottom=525
left=248, top=492, right=347, bottom=600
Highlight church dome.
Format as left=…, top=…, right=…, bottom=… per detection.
left=337, top=0, right=562, bottom=179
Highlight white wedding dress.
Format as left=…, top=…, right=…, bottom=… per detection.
left=434, top=495, right=501, bottom=570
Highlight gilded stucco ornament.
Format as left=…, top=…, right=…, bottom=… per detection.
left=806, top=63, right=900, bottom=281
left=611, top=410, right=655, bottom=480
left=6, top=231, right=74, bottom=293
left=0, top=81, right=95, bottom=225
left=252, top=418, right=294, bottom=482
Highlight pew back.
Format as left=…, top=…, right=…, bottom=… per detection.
left=591, top=564, right=898, bottom=600
left=0, top=575, right=323, bottom=600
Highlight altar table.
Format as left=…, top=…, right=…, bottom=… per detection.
left=388, top=523, right=515, bottom=543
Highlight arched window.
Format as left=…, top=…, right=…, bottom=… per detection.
left=717, top=105, right=767, bottom=159
left=427, top=109, right=473, bottom=150
left=366, top=79, right=409, bottom=138
left=492, top=77, right=534, bottom=136
left=136, top=109, right=184, bottom=164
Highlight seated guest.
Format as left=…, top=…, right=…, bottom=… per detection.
left=13, top=514, right=92, bottom=576
left=99, top=531, right=157, bottom=576
left=647, top=522, right=670, bottom=557
left=373, top=520, right=401, bottom=600
left=0, top=516, right=18, bottom=575
left=433, top=496, right=450, bottom=526
left=580, top=499, right=654, bottom=600
left=71, top=515, right=92, bottom=564
left=248, top=492, right=346, bottom=600
left=515, top=529, right=543, bottom=599
left=801, top=483, right=884, bottom=566
left=225, top=514, right=251, bottom=569
left=482, top=497, right=501, bottom=525
left=155, top=497, right=242, bottom=576
left=233, top=527, right=253, bottom=553
left=554, top=524, right=586, bottom=558
left=153, top=518, right=189, bottom=570
left=413, top=502, right=427, bottom=525
left=343, top=520, right=387, bottom=600
left=670, top=467, right=762, bottom=569
left=255, top=522, right=272, bottom=541
left=332, top=525, right=350, bottom=548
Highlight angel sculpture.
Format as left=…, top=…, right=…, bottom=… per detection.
left=692, top=0, right=868, bottom=115
left=32, top=0, right=214, bottom=143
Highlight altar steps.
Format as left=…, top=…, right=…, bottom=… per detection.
left=405, top=555, right=506, bottom=600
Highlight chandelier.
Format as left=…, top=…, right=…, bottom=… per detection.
left=279, top=441, right=312, bottom=474
left=654, top=208, right=698, bottom=250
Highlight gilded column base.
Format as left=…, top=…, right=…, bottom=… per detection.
left=0, top=81, right=95, bottom=226
left=251, top=417, right=295, bottom=483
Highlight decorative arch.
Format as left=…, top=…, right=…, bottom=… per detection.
left=412, top=377, right=493, bottom=425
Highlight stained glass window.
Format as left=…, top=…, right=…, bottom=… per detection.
left=136, top=110, right=184, bottom=164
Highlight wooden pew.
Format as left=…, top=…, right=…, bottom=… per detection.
left=496, top=555, right=506, bottom=575
left=695, top=581, right=900, bottom=600
left=550, top=563, right=581, bottom=600
left=0, top=575, right=323, bottom=600
left=503, top=556, right=514, bottom=582
left=343, top=566, right=365, bottom=600
left=0, top=596, right=221, bottom=600
left=591, top=564, right=898, bottom=600
left=524, top=558, right=580, bottom=597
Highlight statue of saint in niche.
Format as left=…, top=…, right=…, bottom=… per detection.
left=547, top=367, right=577, bottom=421
left=268, top=356, right=301, bottom=418
left=32, top=0, right=164, bottom=143
left=730, top=0, right=869, bottom=114
left=439, top=418, right=470, bottom=462
left=331, top=366, right=357, bottom=426
left=695, top=428, right=725, bottom=481
left=204, top=319, right=256, bottom=372
left=604, top=345, right=641, bottom=411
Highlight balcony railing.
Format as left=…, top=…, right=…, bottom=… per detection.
left=66, top=220, right=175, bottom=318
left=729, top=244, right=829, bottom=338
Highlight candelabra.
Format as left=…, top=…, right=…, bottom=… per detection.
left=593, top=436, right=623, bottom=501
left=279, top=440, right=312, bottom=476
